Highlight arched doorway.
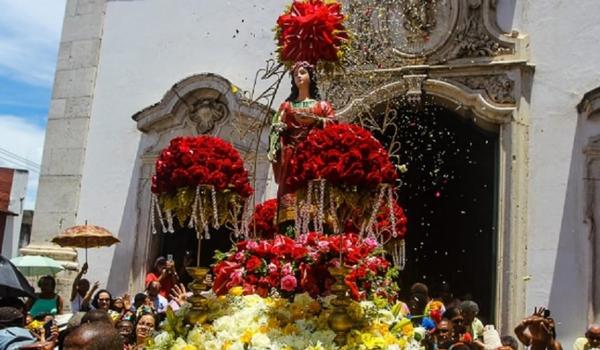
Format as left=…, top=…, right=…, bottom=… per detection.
left=131, top=73, right=272, bottom=292
left=372, top=101, right=498, bottom=321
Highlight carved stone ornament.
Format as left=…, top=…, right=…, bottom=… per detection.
left=340, top=0, right=516, bottom=68
left=446, top=75, right=515, bottom=105
left=404, top=74, right=428, bottom=105
left=451, top=0, right=513, bottom=59
left=400, top=0, right=438, bottom=41
left=187, top=99, right=229, bottom=134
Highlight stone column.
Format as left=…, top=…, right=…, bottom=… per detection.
left=22, top=0, right=106, bottom=309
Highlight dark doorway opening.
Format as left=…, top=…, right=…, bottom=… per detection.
left=371, top=102, right=498, bottom=321
left=158, top=225, right=235, bottom=284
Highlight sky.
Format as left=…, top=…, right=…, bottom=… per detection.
left=0, top=1, right=66, bottom=210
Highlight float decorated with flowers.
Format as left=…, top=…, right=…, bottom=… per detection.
left=147, top=1, right=429, bottom=349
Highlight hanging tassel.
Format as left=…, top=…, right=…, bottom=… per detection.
left=391, top=239, right=406, bottom=270
left=211, top=187, right=219, bottom=229
left=188, top=186, right=200, bottom=230
left=239, top=196, right=251, bottom=239
left=302, top=181, right=313, bottom=235
left=362, top=186, right=386, bottom=239
left=388, top=186, right=398, bottom=238
left=150, top=193, right=158, bottom=235
left=165, top=209, right=175, bottom=233
left=295, top=199, right=303, bottom=238
left=317, top=179, right=326, bottom=233
left=329, top=188, right=339, bottom=234
left=311, top=182, right=319, bottom=232
left=197, top=191, right=209, bottom=240
left=153, top=194, right=168, bottom=234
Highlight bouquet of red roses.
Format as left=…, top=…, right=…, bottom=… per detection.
left=150, top=136, right=253, bottom=236
left=275, top=0, right=350, bottom=67
left=287, top=124, right=397, bottom=191
left=286, top=124, right=398, bottom=236
left=152, top=136, right=252, bottom=197
left=212, top=232, right=399, bottom=301
left=248, top=199, right=278, bottom=239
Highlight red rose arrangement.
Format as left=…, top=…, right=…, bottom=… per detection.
left=286, top=124, right=398, bottom=191
left=248, top=199, right=278, bottom=239
left=150, top=136, right=253, bottom=236
left=212, top=232, right=399, bottom=301
left=275, top=0, right=350, bottom=66
left=151, top=136, right=253, bottom=197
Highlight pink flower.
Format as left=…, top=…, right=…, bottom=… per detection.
left=267, top=263, right=278, bottom=274
left=234, top=252, right=245, bottom=262
left=282, top=262, right=293, bottom=276
left=317, top=241, right=330, bottom=253
left=280, top=275, right=297, bottom=292
left=246, top=241, right=259, bottom=251
left=364, top=237, right=378, bottom=250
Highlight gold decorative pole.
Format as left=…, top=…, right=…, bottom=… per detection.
left=328, top=266, right=353, bottom=345
left=184, top=267, right=210, bottom=325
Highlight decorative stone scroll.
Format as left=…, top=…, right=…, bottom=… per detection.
left=445, top=75, right=515, bottom=105
left=187, top=99, right=229, bottom=134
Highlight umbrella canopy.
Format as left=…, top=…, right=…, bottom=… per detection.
left=52, top=225, right=120, bottom=248
left=51, top=224, right=120, bottom=263
left=10, top=255, right=64, bottom=277
left=0, top=255, right=36, bottom=299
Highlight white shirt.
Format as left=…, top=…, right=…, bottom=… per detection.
left=148, top=293, right=168, bottom=314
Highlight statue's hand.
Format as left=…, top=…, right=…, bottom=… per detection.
left=272, top=122, right=287, bottom=133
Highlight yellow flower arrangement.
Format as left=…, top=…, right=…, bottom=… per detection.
left=148, top=293, right=425, bottom=350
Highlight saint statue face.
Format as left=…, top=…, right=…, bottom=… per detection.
left=293, top=66, right=310, bottom=90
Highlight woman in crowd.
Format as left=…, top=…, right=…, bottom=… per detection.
left=132, top=312, right=157, bottom=349
left=112, top=294, right=135, bottom=321
left=145, top=256, right=178, bottom=298
left=91, top=289, right=120, bottom=322
left=26, top=276, right=64, bottom=318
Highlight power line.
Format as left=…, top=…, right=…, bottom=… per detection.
left=0, top=147, right=41, bottom=169
left=0, top=155, right=40, bottom=173
left=0, top=149, right=41, bottom=169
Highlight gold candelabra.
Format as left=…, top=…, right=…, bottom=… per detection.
left=184, top=267, right=211, bottom=325
left=328, top=266, right=354, bottom=345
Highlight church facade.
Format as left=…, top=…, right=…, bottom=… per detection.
left=26, top=0, right=600, bottom=345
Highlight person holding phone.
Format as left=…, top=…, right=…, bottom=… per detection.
left=144, top=256, right=178, bottom=298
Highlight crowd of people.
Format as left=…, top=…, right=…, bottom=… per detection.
left=0, top=257, right=598, bottom=350
left=0, top=256, right=189, bottom=349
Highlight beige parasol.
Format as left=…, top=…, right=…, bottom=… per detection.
left=51, top=224, right=120, bottom=263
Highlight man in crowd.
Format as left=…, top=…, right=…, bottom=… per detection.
left=514, top=307, right=562, bottom=350
left=0, top=306, right=57, bottom=350
left=573, top=324, right=600, bottom=350
left=63, top=322, right=123, bottom=350
left=146, top=280, right=168, bottom=315
left=70, top=262, right=99, bottom=313
left=461, top=300, right=484, bottom=340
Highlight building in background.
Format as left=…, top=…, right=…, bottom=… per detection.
left=0, top=167, right=28, bottom=258
left=25, top=0, right=600, bottom=344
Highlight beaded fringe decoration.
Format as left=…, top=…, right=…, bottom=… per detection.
left=152, top=185, right=248, bottom=240
left=391, top=239, right=406, bottom=270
